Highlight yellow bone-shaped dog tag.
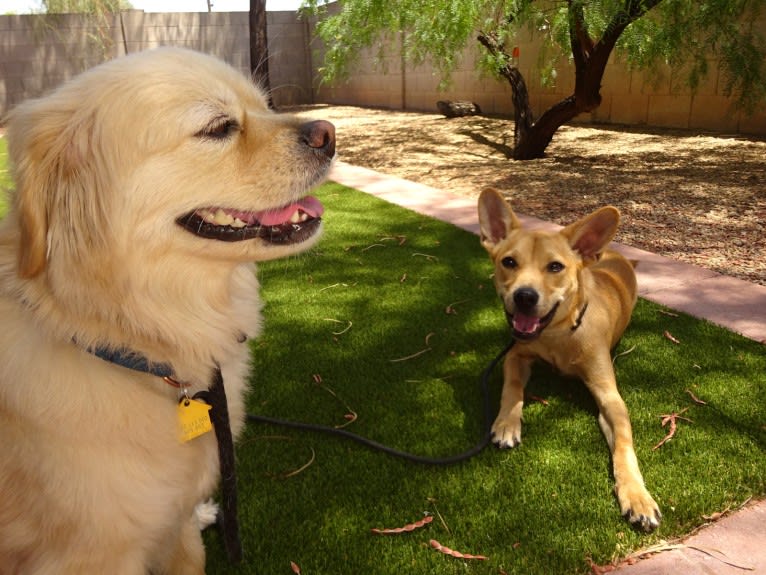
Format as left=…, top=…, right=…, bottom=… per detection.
left=177, top=398, right=213, bottom=442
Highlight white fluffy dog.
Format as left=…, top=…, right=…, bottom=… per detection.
left=0, top=48, right=335, bottom=573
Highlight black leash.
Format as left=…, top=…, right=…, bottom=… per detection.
left=246, top=338, right=516, bottom=465
left=194, top=368, right=243, bottom=564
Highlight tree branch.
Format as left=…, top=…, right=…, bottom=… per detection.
left=568, top=0, right=594, bottom=67
left=477, top=30, right=534, bottom=134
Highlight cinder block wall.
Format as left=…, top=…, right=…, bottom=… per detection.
left=2, top=8, right=765, bottom=135
left=0, top=10, right=312, bottom=117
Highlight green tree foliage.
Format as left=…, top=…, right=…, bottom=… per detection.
left=41, top=0, right=132, bottom=12
left=304, top=0, right=766, bottom=159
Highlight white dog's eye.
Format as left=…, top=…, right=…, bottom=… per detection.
left=196, top=117, right=240, bottom=141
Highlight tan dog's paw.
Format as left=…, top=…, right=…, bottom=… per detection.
left=491, top=414, right=522, bottom=448
left=616, top=482, right=662, bottom=532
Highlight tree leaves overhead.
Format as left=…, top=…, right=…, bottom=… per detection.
left=41, top=0, right=131, bottom=12
left=303, top=0, right=766, bottom=112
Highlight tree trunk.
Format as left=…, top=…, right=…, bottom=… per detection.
left=478, top=0, right=663, bottom=160
left=249, top=0, right=273, bottom=109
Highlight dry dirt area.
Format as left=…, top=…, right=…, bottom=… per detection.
left=292, top=105, right=766, bottom=287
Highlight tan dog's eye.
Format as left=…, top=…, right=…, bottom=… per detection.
left=501, top=256, right=517, bottom=269
left=196, top=117, right=240, bottom=141
left=547, top=261, right=565, bottom=273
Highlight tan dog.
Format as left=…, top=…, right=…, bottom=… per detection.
left=0, top=48, right=334, bottom=573
left=478, top=188, right=660, bottom=532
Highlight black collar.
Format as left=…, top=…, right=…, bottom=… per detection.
left=571, top=302, right=588, bottom=331
left=89, top=345, right=175, bottom=378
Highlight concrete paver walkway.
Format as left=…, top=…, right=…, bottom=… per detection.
left=327, top=161, right=766, bottom=574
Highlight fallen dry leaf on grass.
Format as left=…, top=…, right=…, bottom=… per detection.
left=527, top=394, right=550, bottom=406
left=371, top=515, right=433, bottom=535
left=429, top=539, right=488, bottom=561
left=663, top=330, right=681, bottom=344
left=653, top=407, right=692, bottom=450
left=685, top=389, right=707, bottom=405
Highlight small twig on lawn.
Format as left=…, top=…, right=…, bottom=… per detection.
left=280, top=448, right=316, bottom=479
left=391, top=333, right=434, bottom=362
left=653, top=407, right=692, bottom=450
left=320, top=382, right=357, bottom=429
left=427, top=497, right=451, bottom=535
left=323, top=318, right=353, bottom=335
left=612, top=344, right=637, bottom=364
left=361, top=243, right=385, bottom=252
left=445, top=299, right=470, bottom=315
left=389, top=347, right=431, bottom=362
left=379, top=235, right=407, bottom=245
left=527, top=394, right=549, bottom=406
left=663, top=330, right=681, bottom=344
left=412, top=252, right=438, bottom=262
left=659, top=309, right=680, bottom=317
left=310, top=374, right=358, bottom=428
left=685, top=389, right=707, bottom=405
left=319, top=282, right=349, bottom=292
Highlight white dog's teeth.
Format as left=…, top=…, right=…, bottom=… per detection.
left=289, top=211, right=302, bottom=224
left=230, top=217, right=247, bottom=229
left=213, top=209, right=234, bottom=226
left=200, top=209, right=217, bottom=224
left=299, top=212, right=309, bottom=222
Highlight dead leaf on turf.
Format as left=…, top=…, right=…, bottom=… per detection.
left=663, top=330, right=681, bottom=344
left=685, top=389, right=707, bottom=405
left=371, top=515, right=433, bottom=535
left=653, top=407, right=692, bottom=450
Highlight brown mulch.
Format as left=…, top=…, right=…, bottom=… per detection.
left=292, top=105, right=766, bottom=287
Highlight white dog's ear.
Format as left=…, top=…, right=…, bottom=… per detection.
left=561, top=206, right=620, bottom=260
left=8, top=99, right=95, bottom=278
left=477, top=187, right=520, bottom=251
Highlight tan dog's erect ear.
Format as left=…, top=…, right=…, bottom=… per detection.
left=561, top=206, right=620, bottom=260
left=477, top=188, right=521, bottom=251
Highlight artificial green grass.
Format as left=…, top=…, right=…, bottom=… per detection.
left=203, top=182, right=764, bottom=574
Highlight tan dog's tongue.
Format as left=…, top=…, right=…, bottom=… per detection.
left=513, top=313, right=541, bottom=334
left=255, top=196, right=324, bottom=226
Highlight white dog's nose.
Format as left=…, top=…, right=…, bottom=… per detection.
left=300, top=120, right=336, bottom=158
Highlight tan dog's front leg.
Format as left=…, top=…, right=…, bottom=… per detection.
left=585, top=360, right=661, bottom=532
left=492, top=353, right=531, bottom=448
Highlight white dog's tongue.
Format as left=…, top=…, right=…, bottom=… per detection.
left=513, top=313, right=540, bottom=334
left=256, top=196, right=324, bottom=226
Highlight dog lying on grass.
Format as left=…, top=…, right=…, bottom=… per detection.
left=0, top=48, right=334, bottom=573
left=478, top=187, right=661, bottom=532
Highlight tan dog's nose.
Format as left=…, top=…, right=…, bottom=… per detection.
left=300, top=120, right=336, bottom=159
left=513, top=287, right=539, bottom=312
